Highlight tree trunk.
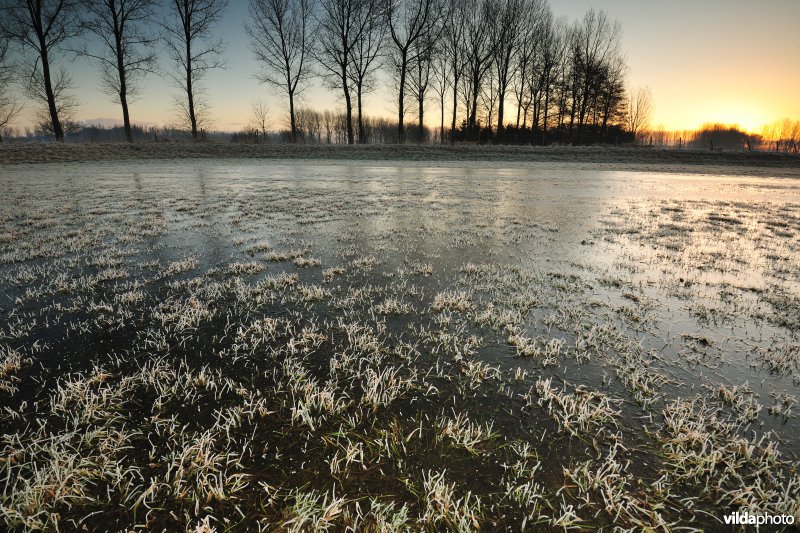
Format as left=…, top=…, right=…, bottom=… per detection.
left=439, top=95, right=445, bottom=144
left=469, top=73, right=479, bottom=130
left=114, top=28, right=133, bottom=143
left=357, top=84, right=365, bottom=144
left=289, top=91, right=297, bottom=142
left=496, top=94, right=504, bottom=140
left=417, top=94, right=424, bottom=144
left=342, top=70, right=354, bottom=145
left=38, top=38, right=64, bottom=142
left=120, top=92, right=132, bottom=143
left=186, top=45, right=198, bottom=140
left=577, top=80, right=591, bottom=145
left=568, top=99, right=576, bottom=138
left=397, top=50, right=407, bottom=144
left=450, top=75, right=458, bottom=145
left=542, top=91, right=550, bottom=146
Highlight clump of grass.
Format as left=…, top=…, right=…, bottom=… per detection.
left=755, top=342, right=800, bottom=376
left=716, top=383, right=762, bottom=422
left=409, top=262, right=433, bottom=276
left=259, top=272, right=299, bottom=289
left=0, top=345, right=24, bottom=394
left=282, top=357, right=347, bottom=429
left=227, top=261, right=264, bottom=274
left=266, top=249, right=307, bottom=262
left=281, top=488, right=346, bottom=532
left=564, top=443, right=667, bottom=528
left=293, top=256, right=321, bottom=268
left=460, top=360, right=501, bottom=388
left=360, top=366, right=414, bottom=410
left=351, top=255, right=379, bottom=270
left=153, top=297, right=214, bottom=332
left=164, top=430, right=250, bottom=512
left=474, top=304, right=521, bottom=332
left=246, top=240, right=272, bottom=254
left=419, top=470, right=482, bottom=530
left=299, top=284, right=331, bottom=303
left=115, top=289, right=145, bottom=305
left=507, top=329, right=565, bottom=364
left=432, top=291, right=474, bottom=313
left=322, top=266, right=345, bottom=283
left=97, top=267, right=128, bottom=281
left=768, top=391, right=797, bottom=417
left=435, top=411, right=497, bottom=454
left=375, top=297, right=413, bottom=315
left=658, top=396, right=797, bottom=518
left=361, top=499, right=409, bottom=531
left=163, top=256, right=199, bottom=276
left=534, top=378, right=620, bottom=436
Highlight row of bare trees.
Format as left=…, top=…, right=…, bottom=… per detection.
left=0, top=0, right=228, bottom=142
left=248, top=0, right=638, bottom=145
left=280, top=106, right=422, bottom=143
left=0, top=0, right=644, bottom=144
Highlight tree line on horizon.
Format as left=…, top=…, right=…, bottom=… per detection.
left=643, top=120, right=800, bottom=154
left=6, top=112, right=798, bottom=154
left=0, top=0, right=657, bottom=146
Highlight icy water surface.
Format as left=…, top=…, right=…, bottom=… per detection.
left=1, top=161, right=799, bottom=530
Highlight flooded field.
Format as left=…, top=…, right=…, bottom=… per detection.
left=1, top=160, right=799, bottom=530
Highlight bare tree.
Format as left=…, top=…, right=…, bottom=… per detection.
left=321, top=108, right=334, bottom=143
left=573, top=9, right=622, bottom=144
left=249, top=96, right=269, bottom=140
left=79, top=0, right=158, bottom=142
left=460, top=0, right=497, bottom=134
left=626, top=85, right=651, bottom=142
left=347, top=0, right=383, bottom=144
left=384, top=0, right=441, bottom=143
left=510, top=0, right=540, bottom=130
left=247, top=0, right=314, bottom=143
left=28, top=65, right=79, bottom=136
left=491, top=0, right=524, bottom=135
left=537, top=13, right=564, bottom=143
left=480, top=69, right=497, bottom=131
left=440, top=0, right=465, bottom=144
left=430, top=42, right=448, bottom=144
left=779, top=119, right=800, bottom=153
left=162, top=0, right=228, bottom=140
left=315, top=0, right=370, bottom=145
left=407, top=31, right=434, bottom=143
left=0, top=0, right=83, bottom=142
left=597, top=54, right=626, bottom=139
left=0, top=36, right=22, bottom=141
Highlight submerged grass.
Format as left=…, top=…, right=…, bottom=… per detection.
left=0, top=161, right=798, bottom=529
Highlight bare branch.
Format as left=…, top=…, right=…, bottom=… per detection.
left=0, top=0, right=83, bottom=141
left=162, top=0, right=229, bottom=139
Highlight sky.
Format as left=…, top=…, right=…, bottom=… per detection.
left=9, top=0, right=800, bottom=133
